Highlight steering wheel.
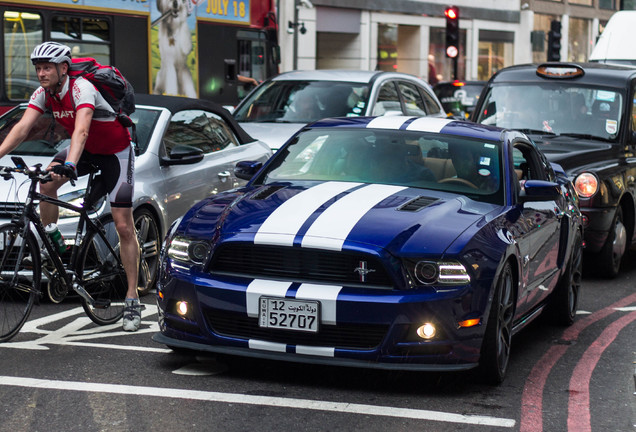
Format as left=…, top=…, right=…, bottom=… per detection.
left=439, top=177, right=479, bottom=189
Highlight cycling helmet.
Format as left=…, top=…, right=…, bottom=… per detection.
left=30, top=42, right=71, bottom=65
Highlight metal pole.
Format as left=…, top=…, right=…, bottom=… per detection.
left=293, top=0, right=299, bottom=70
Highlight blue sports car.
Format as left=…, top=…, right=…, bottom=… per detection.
left=153, top=116, right=583, bottom=384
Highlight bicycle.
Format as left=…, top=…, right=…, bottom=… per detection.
left=0, top=156, right=127, bottom=342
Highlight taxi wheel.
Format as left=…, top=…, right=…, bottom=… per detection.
left=598, top=206, right=627, bottom=278
left=479, top=262, right=515, bottom=385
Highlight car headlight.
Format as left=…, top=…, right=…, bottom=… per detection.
left=408, top=260, right=470, bottom=286
left=167, top=235, right=210, bottom=266
left=58, top=189, right=106, bottom=218
left=574, top=173, right=598, bottom=198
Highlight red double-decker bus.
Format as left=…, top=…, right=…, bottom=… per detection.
left=0, top=0, right=279, bottom=112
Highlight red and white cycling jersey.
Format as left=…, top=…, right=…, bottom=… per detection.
left=28, top=76, right=130, bottom=155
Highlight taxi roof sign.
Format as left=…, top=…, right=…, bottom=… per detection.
left=536, top=64, right=585, bottom=79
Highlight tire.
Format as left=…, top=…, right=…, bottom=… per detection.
left=0, top=223, right=40, bottom=342
left=479, top=262, right=515, bottom=385
left=598, top=206, right=627, bottom=278
left=550, top=231, right=582, bottom=326
left=134, top=208, right=160, bottom=296
left=78, top=216, right=127, bottom=326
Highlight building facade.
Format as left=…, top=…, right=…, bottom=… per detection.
left=278, top=0, right=628, bottom=84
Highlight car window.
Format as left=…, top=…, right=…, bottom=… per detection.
left=420, top=86, right=443, bottom=115
left=0, top=107, right=70, bottom=156
left=129, top=107, right=162, bottom=155
left=163, top=109, right=238, bottom=156
left=373, top=81, right=402, bottom=116
left=233, top=81, right=371, bottom=122
left=398, top=81, right=427, bottom=116
left=476, top=83, right=623, bottom=141
left=259, top=128, right=503, bottom=204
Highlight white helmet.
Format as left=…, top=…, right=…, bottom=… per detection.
left=31, top=42, right=71, bottom=65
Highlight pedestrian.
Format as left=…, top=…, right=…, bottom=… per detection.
left=0, top=41, right=143, bottom=331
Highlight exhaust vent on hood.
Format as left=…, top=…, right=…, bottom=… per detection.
left=251, top=185, right=286, bottom=200
left=398, top=196, right=439, bottom=212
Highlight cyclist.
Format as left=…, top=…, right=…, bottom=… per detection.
left=0, top=41, right=143, bottom=332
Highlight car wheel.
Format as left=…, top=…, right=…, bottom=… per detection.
left=135, top=208, right=160, bottom=296
left=479, top=262, right=515, bottom=385
left=598, top=206, right=627, bottom=278
left=550, top=230, right=582, bottom=326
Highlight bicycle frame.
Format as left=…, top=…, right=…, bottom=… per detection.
left=9, top=165, right=121, bottom=307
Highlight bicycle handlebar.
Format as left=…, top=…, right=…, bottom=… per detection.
left=0, top=164, right=74, bottom=186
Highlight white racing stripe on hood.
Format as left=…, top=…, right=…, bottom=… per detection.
left=405, top=117, right=453, bottom=133
left=246, top=279, right=292, bottom=317
left=295, top=284, right=342, bottom=325
left=301, top=184, right=407, bottom=251
left=255, top=181, right=361, bottom=246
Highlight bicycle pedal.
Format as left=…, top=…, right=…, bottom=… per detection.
left=92, top=299, right=110, bottom=309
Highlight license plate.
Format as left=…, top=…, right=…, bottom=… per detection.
left=259, top=297, right=319, bottom=332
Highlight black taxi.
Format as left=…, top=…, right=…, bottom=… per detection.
left=472, top=62, right=636, bottom=277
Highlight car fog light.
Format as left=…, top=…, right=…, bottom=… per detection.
left=176, top=301, right=188, bottom=316
left=416, top=323, right=436, bottom=339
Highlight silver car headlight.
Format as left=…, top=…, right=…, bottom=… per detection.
left=406, top=259, right=471, bottom=286
left=58, top=189, right=106, bottom=218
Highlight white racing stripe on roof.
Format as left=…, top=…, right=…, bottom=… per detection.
left=366, top=116, right=411, bottom=129
left=255, top=181, right=361, bottom=246
left=405, top=117, right=454, bottom=133
left=302, top=184, right=406, bottom=251
left=246, top=280, right=292, bottom=317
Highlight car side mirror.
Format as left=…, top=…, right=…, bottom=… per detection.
left=161, top=144, right=204, bottom=166
left=519, top=180, right=561, bottom=203
left=235, top=160, right=263, bottom=180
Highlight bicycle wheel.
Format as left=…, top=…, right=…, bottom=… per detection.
left=78, top=216, right=127, bottom=325
left=0, top=223, right=40, bottom=342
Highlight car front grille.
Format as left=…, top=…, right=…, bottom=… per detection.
left=204, top=307, right=388, bottom=350
left=208, top=243, right=394, bottom=288
left=0, top=202, right=24, bottom=218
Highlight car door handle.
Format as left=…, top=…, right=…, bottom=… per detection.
left=218, top=171, right=231, bottom=178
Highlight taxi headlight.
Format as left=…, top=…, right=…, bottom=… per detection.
left=574, top=173, right=598, bottom=198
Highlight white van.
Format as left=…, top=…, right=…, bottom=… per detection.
left=589, top=11, right=636, bottom=66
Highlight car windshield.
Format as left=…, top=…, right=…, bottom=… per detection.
left=474, top=83, right=623, bottom=141
left=0, top=105, right=161, bottom=156
left=233, top=80, right=371, bottom=123
left=258, top=128, right=503, bottom=204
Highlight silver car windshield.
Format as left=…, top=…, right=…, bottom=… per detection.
left=260, top=129, right=503, bottom=204
left=233, top=81, right=371, bottom=123
left=475, top=83, right=623, bottom=141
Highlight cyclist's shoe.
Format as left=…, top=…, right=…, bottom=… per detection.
left=122, top=298, right=145, bottom=332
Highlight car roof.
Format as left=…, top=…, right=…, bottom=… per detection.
left=307, top=116, right=508, bottom=142
left=487, top=62, right=636, bottom=87
left=270, top=70, right=424, bottom=84
left=134, top=93, right=253, bottom=143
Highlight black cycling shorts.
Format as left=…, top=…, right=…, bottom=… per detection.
left=52, top=145, right=135, bottom=208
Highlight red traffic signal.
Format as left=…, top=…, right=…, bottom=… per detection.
left=445, top=6, right=458, bottom=20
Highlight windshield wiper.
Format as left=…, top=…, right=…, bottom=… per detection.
left=515, top=128, right=558, bottom=136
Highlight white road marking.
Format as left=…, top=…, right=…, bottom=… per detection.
left=0, top=375, right=516, bottom=428
left=614, top=306, right=636, bottom=312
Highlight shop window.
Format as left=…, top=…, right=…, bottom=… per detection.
left=568, top=17, right=591, bottom=63
left=3, top=11, right=42, bottom=101
left=478, top=30, right=514, bottom=81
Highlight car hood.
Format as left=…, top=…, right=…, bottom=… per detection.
left=182, top=181, right=499, bottom=256
left=238, top=122, right=306, bottom=151
left=526, top=134, right=616, bottom=172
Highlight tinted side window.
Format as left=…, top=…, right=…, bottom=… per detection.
left=398, top=81, right=427, bottom=116
left=163, top=110, right=238, bottom=155
left=420, top=88, right=442, bottom=115
left=373, top=81, right=401, bottom=115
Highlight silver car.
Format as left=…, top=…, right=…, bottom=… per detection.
left=0, top=94, right=272, bottom=298
left=232, top=70, right=446, bottom=151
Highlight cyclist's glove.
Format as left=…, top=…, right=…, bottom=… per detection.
left=52, top=163, right=78, bottom=180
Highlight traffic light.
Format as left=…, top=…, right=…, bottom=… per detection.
left=445, top=6, right=460, bottom=58
left=547, top=20, right=561, bottom=62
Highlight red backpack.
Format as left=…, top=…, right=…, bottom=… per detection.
left=68, top=57, right=136, bottom=120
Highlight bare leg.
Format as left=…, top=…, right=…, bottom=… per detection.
left=111, top=206, right=139, bottom=299
left=39, top=163, right=69, bottom=226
